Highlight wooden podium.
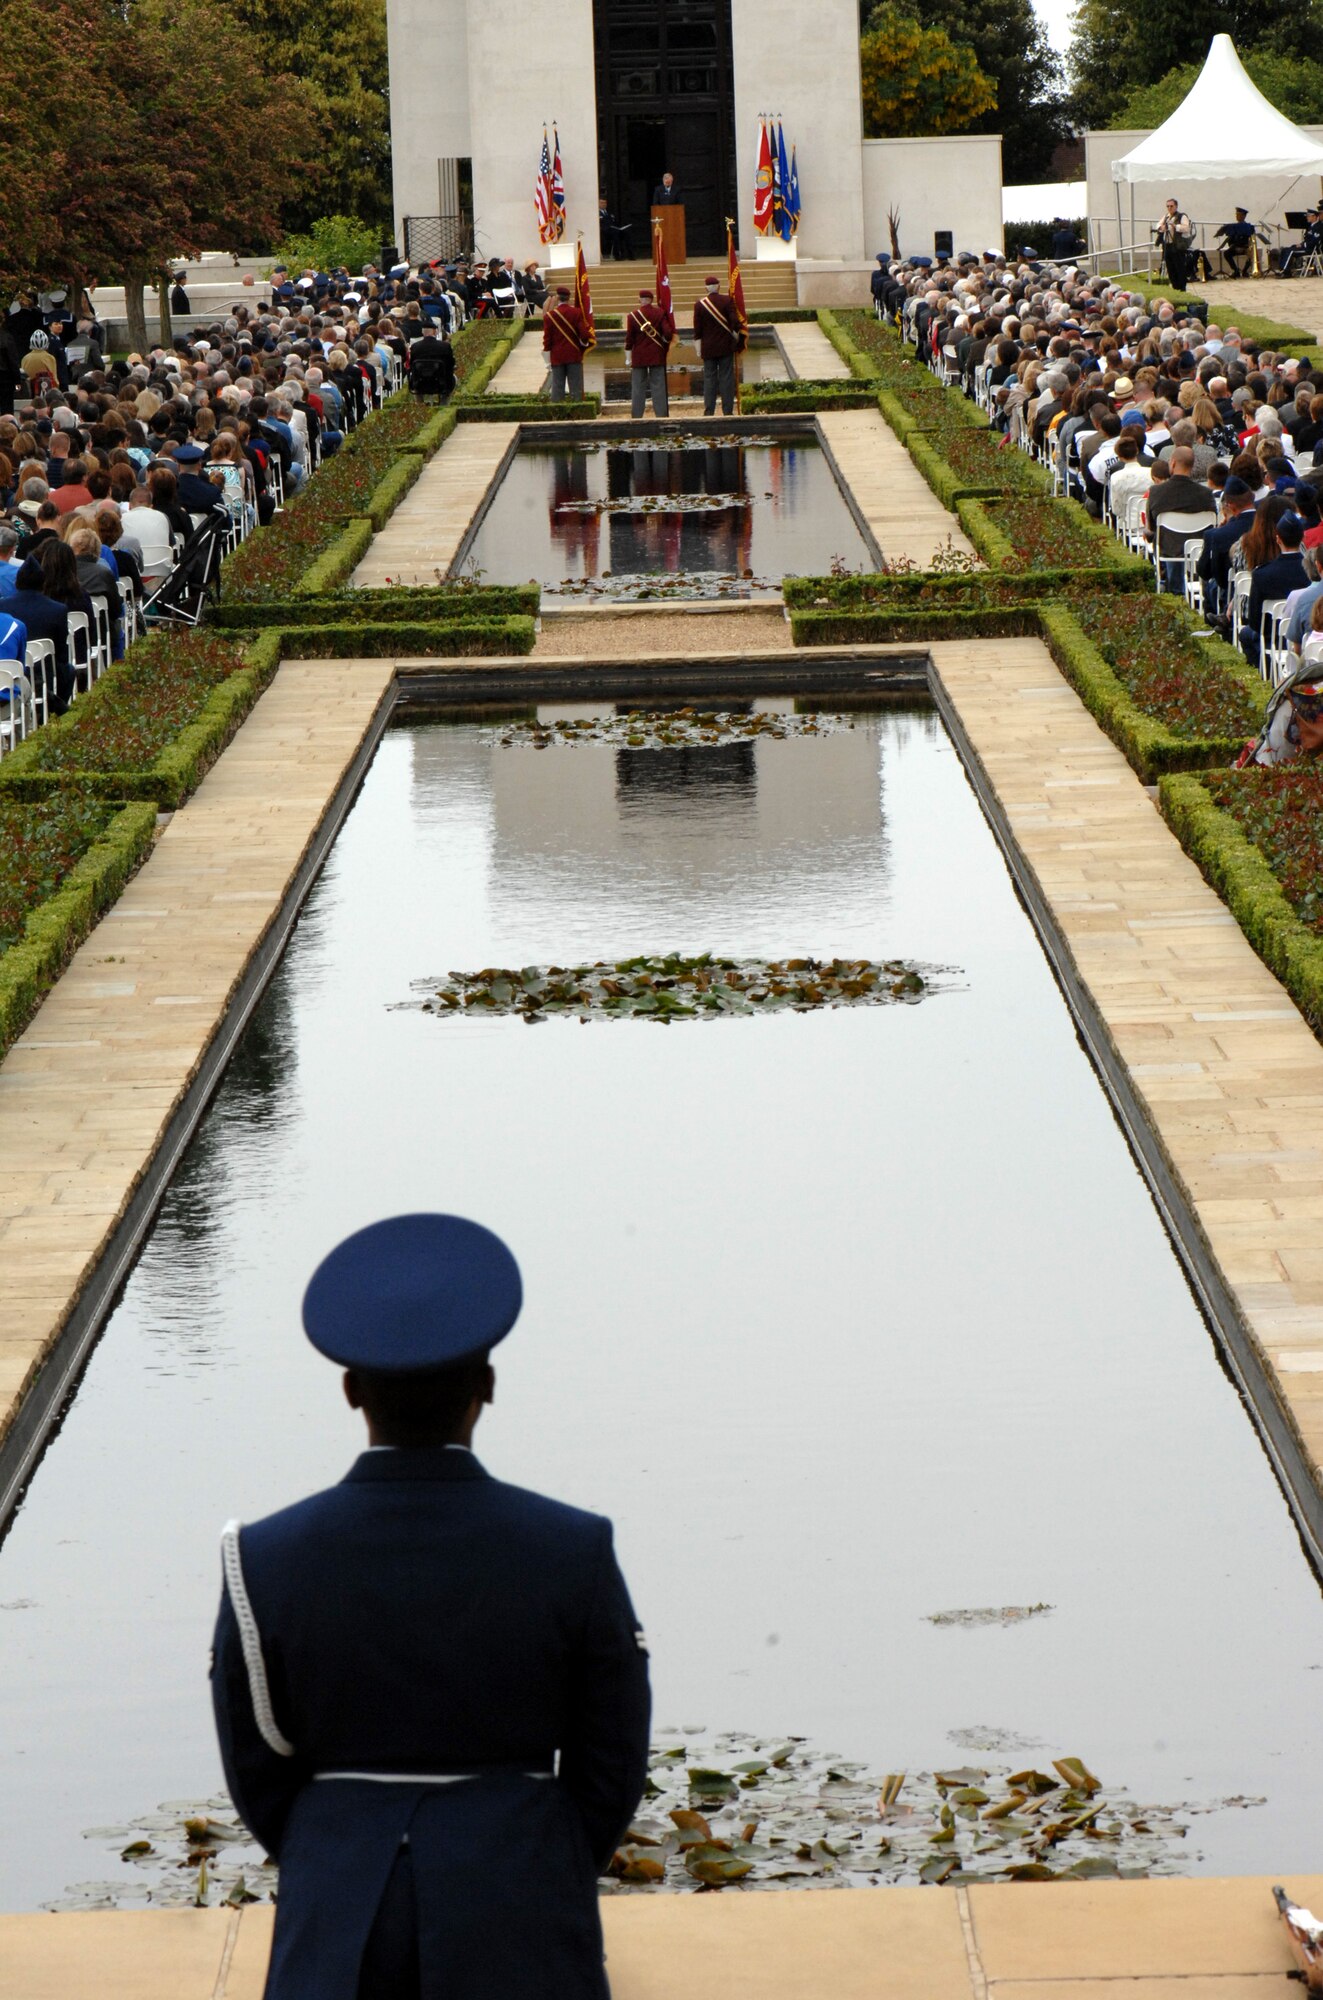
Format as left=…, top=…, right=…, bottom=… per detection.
left=651, top=204, right=687, bottom=265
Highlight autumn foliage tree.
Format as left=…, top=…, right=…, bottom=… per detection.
left=860, top=2, right=997, bottom=136
left=2, top=0, right=320, bottom=346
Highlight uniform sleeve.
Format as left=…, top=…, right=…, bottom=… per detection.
left=210, top=1574, right=308, bottom=1860
left=559, top=1521, right=652, bottom=1873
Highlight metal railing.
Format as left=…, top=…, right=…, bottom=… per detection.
left=403, top=215, right=472, bottom=266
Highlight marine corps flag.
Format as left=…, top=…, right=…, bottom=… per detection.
left=574, top=237, right=596, bottom=352
left=753, top=118, right=774, bottom=235
left=550, top=124, right=566, bottom=242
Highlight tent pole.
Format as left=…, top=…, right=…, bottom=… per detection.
left=1131, top=184, right=1137, bottom=277
left=1115, top=179, right=1123, bottom=271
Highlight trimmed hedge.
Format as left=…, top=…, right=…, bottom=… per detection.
left=743, top=382, right=878, bottom=412
left=269, top=618, right=536, bottom=659
left=0, top=797, right=158, bottom=1052
left=792, top=605, right=1038, bottom=645
left=909, top=430, right=1052, bottom=507
left=455, top=395, right=601, bottom=421
left=957, top=495, right=1149, bottom=576
left=215, top=584, right=540, bottom=629
left=360, top=455, right=424, bottom=531
left=293, top=519, right=375, bottom=597
left=1160, top=772, right=1323, bottom=1030
left=783, top=570, right=1140, bottom=610
left=0, top=631, right=281, bottom=809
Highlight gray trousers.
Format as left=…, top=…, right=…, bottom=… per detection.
left=630, top=365, right=669, bottom=418
left=549, top=362, right=584, bottom=400
left=702, top=355, right=736, bottom=415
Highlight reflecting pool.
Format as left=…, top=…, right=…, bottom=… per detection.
left=1, top=702, right=1322, bottom=1909
left=463, top=434, right=872, bottom=597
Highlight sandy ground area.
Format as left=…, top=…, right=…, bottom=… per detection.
left=533, top=607, right=792, bottom=657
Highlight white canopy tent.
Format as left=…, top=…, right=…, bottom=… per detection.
left=1110, top=35, right=1323, bottom=266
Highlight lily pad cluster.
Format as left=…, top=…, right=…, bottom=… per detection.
left=547, top=570, right=776, bottom=600
left=555, top=493, right=754, bottom=516
left=569, top=434, right=781, bottom=455
left=493, top=710, right=855, bottom=752
left=606, top=1734, right=1264, bottom=1893
left=420, top=954, right=929, bottom=1024
left=51, top=1800, right=270, bottom=1912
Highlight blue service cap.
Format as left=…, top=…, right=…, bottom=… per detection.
left=302, top=1213, right=522, bottom=1373
left=173, top=442, right=206, bottom=463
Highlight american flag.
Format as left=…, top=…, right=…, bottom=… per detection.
left=536, top=129, right=554, bottom=245
left=550, top=125, right=566, bottom=243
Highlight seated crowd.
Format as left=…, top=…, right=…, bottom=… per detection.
left=872, top=251, right=1323, bottom=691
left=0, top=250, right=551, bottom=732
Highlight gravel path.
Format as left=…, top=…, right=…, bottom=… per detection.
left=533, top=609, right=792, bottom=657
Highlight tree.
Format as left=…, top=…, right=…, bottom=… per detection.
left=860, top=3, right=997, bottom=138
left=0, top=0, right=320, bottom=346
left=1111, top=46, right=1323, bottom=127
left=1070, top=0, right=1315, bottom=127
left=232, top=0, right=391, bottom=229
left=907, top=0, right=1070, bottom=184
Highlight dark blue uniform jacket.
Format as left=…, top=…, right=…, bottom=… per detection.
left=211, top=1448, right=651, bottom=2000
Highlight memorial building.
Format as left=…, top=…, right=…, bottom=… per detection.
left=386, top=0, right=872, bottom=270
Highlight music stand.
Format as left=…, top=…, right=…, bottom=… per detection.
left=1285, top=211, right=1309, bottom=229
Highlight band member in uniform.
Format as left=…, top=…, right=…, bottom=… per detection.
left=211, top=1213, right=652, bottom=2000
left=692, top=275, right=744, bottom=417
left=542, top=286, right=591, bottom=400
left=1214, top=207, right=1270, bottom=278
left=624, top=286, right=674, bottom=418
left=1281, top=206, right=1323, bottom=277
left=1156, top=197, right=1194, bottom=291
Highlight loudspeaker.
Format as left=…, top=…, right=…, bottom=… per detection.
left=934, top=230, right=954, bottom=258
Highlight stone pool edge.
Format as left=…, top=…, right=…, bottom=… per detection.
left=2, top=1872, right=1320, bottom=1996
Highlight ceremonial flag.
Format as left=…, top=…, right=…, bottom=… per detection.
left=775, top=121, right=792, bottom=242
left=574, top=236, right=596, bottom=351
left=727, top=218, right=747, bottom=333
left=788, top=144, right=801, bottom=237
left=653, top=215, right=672, bottom=321
left=535, top=129, right=554, bottom=245
left=753, top=118, right=774, bottom=236
left=550, top=124, right=566, bottom=243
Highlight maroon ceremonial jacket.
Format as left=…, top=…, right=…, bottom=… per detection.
left=624, top=305, right=675, bottom=368
left=542, top=303, right=590, bottom=365
left=691, top=293, right=743, bottom=360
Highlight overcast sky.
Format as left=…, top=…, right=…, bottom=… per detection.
left=1035, top=0, right=1075, bottom=63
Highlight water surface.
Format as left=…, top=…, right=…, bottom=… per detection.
left=1, top=704, right=1321, bottom=1907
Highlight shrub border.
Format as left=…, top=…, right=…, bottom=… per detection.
left=0, top=800, right=158, bottom=1052
left=1160, top=772, right=1323, bottom=1031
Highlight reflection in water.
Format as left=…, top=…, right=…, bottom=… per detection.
left=580, top=333, right=788, bottom=403
left=466, top=437, right=871, bottom=598
left=615, top=740, right=757, bottom=813
left=1, top=707, right=1323, bottom=1911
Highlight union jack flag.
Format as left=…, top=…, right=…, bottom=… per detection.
left=536, top=129, right=554, bottom=245
left=550, top=125, right=566, bottom=243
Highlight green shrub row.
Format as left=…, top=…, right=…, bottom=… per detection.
left=0, top=631, right=282, bottom=808
left=215, top=585, right=540, bottom=629
left=268, top=618, right=536, bottom=659
left=0, top=797, right=158, bottom=1053
left=455, top=396, right=601, bottom=421
left=742, top=382, right=878, bottom=412
left=1159, top=773, right=1323, bottom=1030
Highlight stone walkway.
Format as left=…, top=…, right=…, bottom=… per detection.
left=0, top=660, right=393, bottom=1456
left=777, top=319, right=853, bottom=379
left=486, top=333, right=546, bottom=395
left=350, top=424, right=516, bottom=587
left=934, top=637, right=1323, bottom=1497
left=817, top=410, right=977, bottom=567
left=1, top=1874, right=1315, bottom=1996
left=1197, top=276, right=1323, bottom=341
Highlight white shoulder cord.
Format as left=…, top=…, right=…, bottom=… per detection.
left=220, top=1520, right=296, bottom=1758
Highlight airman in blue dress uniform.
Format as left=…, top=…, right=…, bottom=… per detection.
left=211, top=1214, right=651, bottom=2000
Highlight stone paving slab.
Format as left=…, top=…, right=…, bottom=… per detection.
left=930, top=637, right=1323, bottom=1498
left=350, top=424, right=517, bottom=587
left=776, top=320, right=853, bottom=379
left=486, top=334, right=547, bottom=395
left=0, top=660, right=394, bottom=1455
left=817, top=410, right=976, bottom=567
left=0, top=1877, right=1315, bottom=1995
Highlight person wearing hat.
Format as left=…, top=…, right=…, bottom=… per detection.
left=211, top=1213, right=651, bottom=2000
left=1214, top=208, right=1268, bottom=279
left=1156, top=197, right=1194, bottom=292
left=691, top=275, right=744, bottom=416
left=1196, top=473, right=1256, bottom=619
left=624, top=287, right=674, bottom=418
left=170, top=442, right=230, bottom=522
left=542, top=287, right=591, bottom=401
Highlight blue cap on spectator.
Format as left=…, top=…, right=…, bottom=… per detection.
left=174, top=443, right=206, bottom=463
left=1222, top=475, right=1251, bottom=498
left=1119, top=407, right=1147, bottom=426
left=1277, top=511, right=1305, bottom=545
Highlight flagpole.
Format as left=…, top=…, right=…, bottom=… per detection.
left=726, top=217, right=743, bottom=417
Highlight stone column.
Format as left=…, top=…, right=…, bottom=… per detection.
left=730, top=0, right=866, bottom=262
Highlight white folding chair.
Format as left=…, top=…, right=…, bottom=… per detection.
left=89, top=597, right=112, bottom=678
left=267, top=455, right=286, bottom=510
left=1231, top=570, right=1253, bottom=647
left=24, top=639, right=55, bottom=726
left=0, top=661, right=32, bottom=750
left=66, top=609, right=93, bottom=694
left=1260, top=600, right=1292, bottom=684
left=1153, top=510, right=1217, bottom=592
left=118, top=577, right=138, bottom=647
left=1183, top=539, right=1207, bottom=614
